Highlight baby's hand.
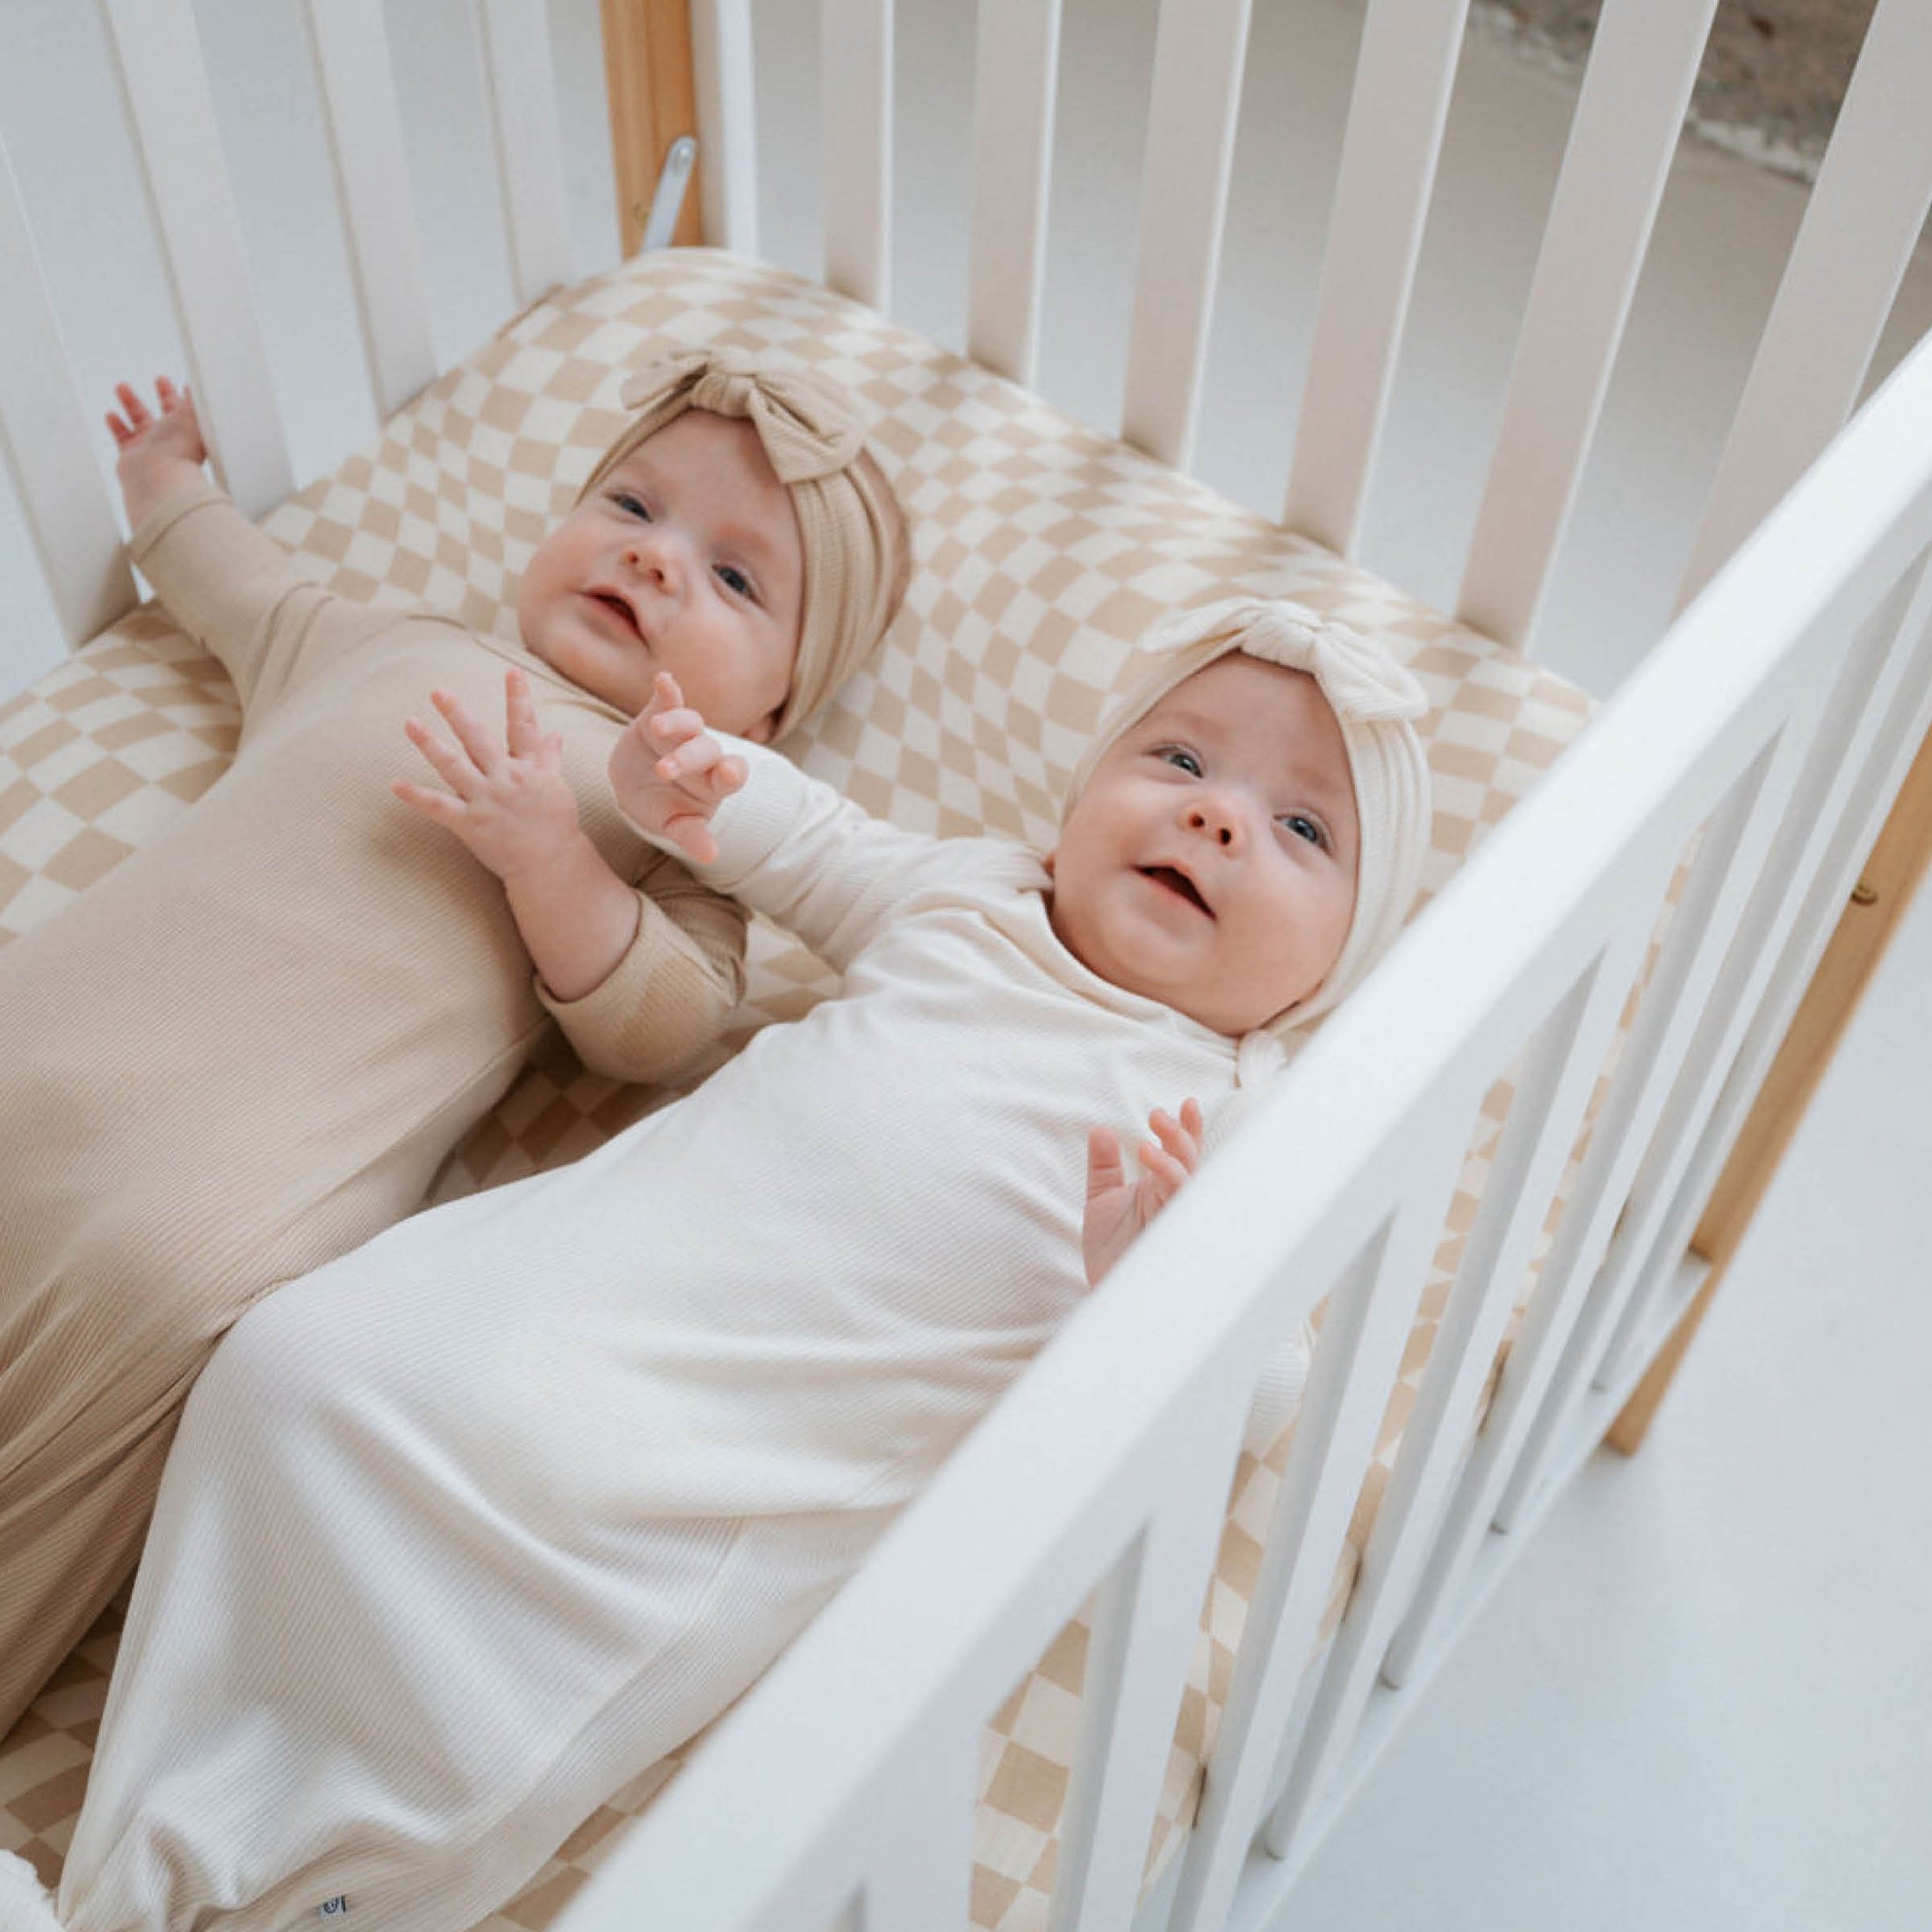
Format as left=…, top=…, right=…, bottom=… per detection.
left=393, top=669, right=582, bottom=884
left=609, top=672, right=746, bottom=866
left=1081, top=1098, right=1205, bottom=1289
left=106, top=379, right=208, bottom=526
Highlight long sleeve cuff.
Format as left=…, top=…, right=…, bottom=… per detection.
left=126, top=478, right=342, bottom=706
left=536, top=887, right=745, bottom=1085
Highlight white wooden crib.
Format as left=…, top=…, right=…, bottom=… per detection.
left=4, top=2, right=1932, bottom=1928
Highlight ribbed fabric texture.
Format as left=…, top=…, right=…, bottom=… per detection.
left=56, top=744, right=1281, bottom=1932
left=0, top=483, right=747, bottom=1734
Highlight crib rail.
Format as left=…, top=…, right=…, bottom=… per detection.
left=0, top=0, right=574, bottom=657
left=556, top=321, right=1932, bottom=1932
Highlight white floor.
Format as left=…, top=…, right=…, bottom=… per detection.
left=4, top=1, right=1930, bottom=1926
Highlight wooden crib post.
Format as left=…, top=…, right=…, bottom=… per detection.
left=1606, top=723, right=1932, bottom=1454
left=599, top=0, right=704, bottom=256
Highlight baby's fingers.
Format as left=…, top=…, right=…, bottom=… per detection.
left=402, top=716, right=478, bottom=797
left=1147, top=1099, right=1205, bottom=1176
left=654, top=727, right=733, bottom=790
left=1136, top=1138, right=1192, bottom=1205
left=430, top=688, right=503, bottom=774
left=696, top=751, right=747, bottom=807
left=645, top=700, right=710, bottom=761
left=391, top=776, right=468, bottom=829
left=501, top=668, right=553, bottom=763
left=661, top=811, right=721, bottom=866
left=1085, top=1127, right=1125, bottom=1203
left=106, top=384, right=150, bottom=445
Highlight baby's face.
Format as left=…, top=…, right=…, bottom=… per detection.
left=1048, top=655, right=1360, bottom=1036
left=517, top=412, right=804, bottom=739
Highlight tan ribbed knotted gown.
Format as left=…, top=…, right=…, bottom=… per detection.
left=0, top=337, right=911, bottom=1734
left=0, top=483, right=748, bottom=1734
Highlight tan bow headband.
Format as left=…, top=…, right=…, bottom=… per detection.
left=1067, top=596, right=1433, bottom=1036
left=578, top=347, right=905, bottom=739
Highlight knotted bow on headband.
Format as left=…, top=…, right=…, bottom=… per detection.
left=1063, top=595, right=1434, bottom=1041
left=615, top=347, right=866, bottom=487
left=578, top=345, right=907, bottom=741
left=1143, top=596, right=1428, bottom=725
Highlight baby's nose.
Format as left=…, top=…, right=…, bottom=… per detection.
left=623, top=531, right=680, bottom=586
left=1186, top=801, right=1239, bottom=847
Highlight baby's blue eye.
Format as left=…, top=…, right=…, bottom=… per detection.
left=1160, top=746, right=1203, bottom=776
left=1281, top=812, right=1323, bottom=847
left=613, top=491, right=651, bottom=520
left=715, top=562, right=754, bottom=599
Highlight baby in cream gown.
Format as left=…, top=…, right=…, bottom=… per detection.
left=0, top=598, right=1431, bottom=1932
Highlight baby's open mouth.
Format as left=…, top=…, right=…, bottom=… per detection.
left=1141, top=865, right=1211, bottom=916
left=587, top=592, right=642, bottom=638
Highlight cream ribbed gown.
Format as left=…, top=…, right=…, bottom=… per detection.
left=54, top=742, right=1268, bottom=1932
left=0, top=483, right=747, bottom=1734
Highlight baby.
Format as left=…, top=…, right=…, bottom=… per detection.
left=0, top=348, right=910, bottom=1733
left=0, top=599, right=1431, bottom=1932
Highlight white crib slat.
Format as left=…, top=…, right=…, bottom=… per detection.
left=300, top=0, right=436, bottom=421
left=1388, top=724, right=1814, bottom=1681
left=98, top=0, right=292, bottom=518
left=1116, top=0, right=1254, bottom=469
left=1168, top=1135, right=1467, bottom=1932
left=1487, top=699, right=1833, bottom=1534
left=966, top=0, right=1063, bottom=386
left=1366, top=924, right=1647, bottom=1698
left=472, top=0, right=573, bottom=306
left=0, top=133, right=138, bottom=647
left=1456, top=0, right=1717, bottom=652
left=854, top=1736, right=974, bottom=1927
left=1047, top=1417, right=1248, bottom=1932
left=1678, top=0, right=1932, bottom=606
left=821, top=0, right=892, bottom=311
left=692, top=0, right=761, bottom=255
left=1590, top=559, right=1932, bottom=1387
left=1280, top=0, right=1468, bottom=554
left=1267, top=926, right=1653, bottom=1858
left=1608, top=583, right=1932, bottom=1383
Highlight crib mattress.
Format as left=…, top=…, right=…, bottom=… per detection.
left=0, top=250, right=1597, bottom=1927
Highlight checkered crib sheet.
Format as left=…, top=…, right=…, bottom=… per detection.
left=0, top=249, right=1598, bottom=1928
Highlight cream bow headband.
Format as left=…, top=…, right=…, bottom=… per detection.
left=1145, top=597, right=1429, bottom=725
left=1064, top=596, right=1434, bottom=1038
left=577, top=346, right=905, bottom=740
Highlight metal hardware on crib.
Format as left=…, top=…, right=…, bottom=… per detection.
left=641, top=135, right=697, bottom=252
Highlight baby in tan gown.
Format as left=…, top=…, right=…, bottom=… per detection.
left=0, top=347, right=911, bottom=1734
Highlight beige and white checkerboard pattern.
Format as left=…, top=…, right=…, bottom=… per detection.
left=0, top=249, right=1598, bottom=1922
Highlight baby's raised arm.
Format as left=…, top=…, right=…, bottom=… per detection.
left=609, top=673, right=749, bottom=866
left=106, top=379, right=208, bottom=528
left=395, top=668, right=651, bottom=1004
left=106, top=378, right=380, bottom=714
